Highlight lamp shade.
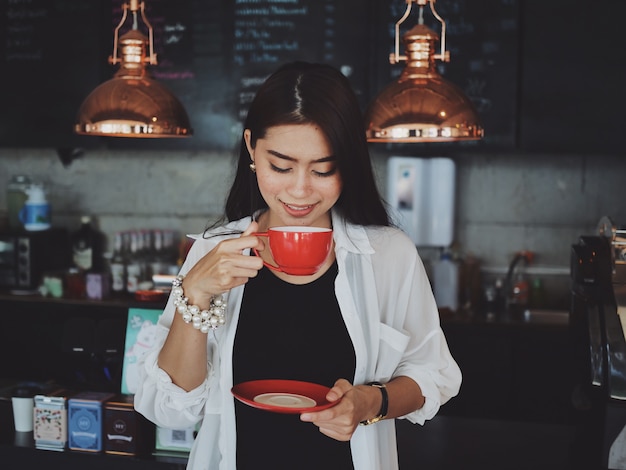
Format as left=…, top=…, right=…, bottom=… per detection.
left=365, top=23, right=483, bottom=143
left=75, top=74, right=192, bottom=138
left=75, top=26, right=192, bottom=138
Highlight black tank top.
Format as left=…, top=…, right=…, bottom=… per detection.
left=233, top=262, right=356, bottom=469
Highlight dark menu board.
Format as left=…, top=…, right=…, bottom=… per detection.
left=0, top=0, right=518, bottom=151
left=229, top=1, right=371, bottom=120
left=0, top=0, right=106, bottom=149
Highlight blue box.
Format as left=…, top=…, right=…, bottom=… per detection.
left=68, top=391, right=115, bottom=452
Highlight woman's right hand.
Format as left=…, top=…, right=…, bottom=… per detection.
left=180, top=221, right=265, bottom=308
left=159, top=222, right=264, bottom=390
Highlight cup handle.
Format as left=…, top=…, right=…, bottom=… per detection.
left=250, top=232, right=283, bottom=273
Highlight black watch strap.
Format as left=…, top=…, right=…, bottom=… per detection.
left=359, top=381, right=388, bottom=426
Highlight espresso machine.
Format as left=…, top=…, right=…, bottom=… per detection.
left=571, top=216, right=626, bottom=469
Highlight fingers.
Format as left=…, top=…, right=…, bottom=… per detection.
left=181, top=221, right=265, bottom=301
left=300, top=379, right=356, bottom=437
left=300, top=399, right=357, bottom=442
left=317, top=426, right=352, bottom=442
left=219, top=221, right=263, bottom=254
left=300, top=378, right=378, bottom=440
left=241, top=221, right=266, bottom=253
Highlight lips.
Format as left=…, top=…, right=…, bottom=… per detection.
left=282, top=201, right=316, bottom=217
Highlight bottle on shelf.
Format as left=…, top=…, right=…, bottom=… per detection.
left=125, top=231, right=142, bottom=294
left=71, top=215, right=103, bottom=272
left=484, top=284, right=497, bottom=321
left=139, top=229, right=155, bottom=287
left=433, top=249, right=459, bottom=312
left=150, top=229, right=167, bottom=278
left=494, top=278, right=506, bottom=314
left=19, top=183, right=51, bottom=232
left=109, top=231, right=127, bottom=296
left=164, top=229, right=182, bottom=274
left=529, top=277, right=546, bottom=309
left=511, top=272, right=530, bottom=307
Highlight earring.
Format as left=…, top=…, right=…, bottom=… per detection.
left=249, top=162, right=256, bottom=173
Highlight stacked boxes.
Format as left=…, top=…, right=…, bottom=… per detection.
left=32, top=391, right=157, bottom=457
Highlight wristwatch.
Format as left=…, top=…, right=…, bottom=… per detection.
left=359, top=381, right=388, bottom=426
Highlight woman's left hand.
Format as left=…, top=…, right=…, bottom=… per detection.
left=299, top=379, right=380, bottom=441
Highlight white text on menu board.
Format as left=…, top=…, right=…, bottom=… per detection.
left=234, top=0, right=307, bottom=67
left=5, top=0, right=46, bottom=61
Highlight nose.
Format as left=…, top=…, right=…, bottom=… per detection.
left=286, top=169, right=312, bottom=198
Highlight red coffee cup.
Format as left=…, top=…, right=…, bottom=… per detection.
left=252, top=226, right=333, bottom=276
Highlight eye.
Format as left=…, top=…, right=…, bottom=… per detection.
left=270, top=163, right=290, bottom=174
left=313, top=167, right=338, bottom=177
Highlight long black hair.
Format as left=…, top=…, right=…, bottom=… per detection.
left=225, top=61, right=390, bottom=227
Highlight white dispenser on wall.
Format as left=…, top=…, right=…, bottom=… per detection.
left=386, top=156, right=456, bottom=247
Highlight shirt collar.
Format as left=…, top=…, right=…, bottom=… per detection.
left=331, top=210, right=375, bottom=255
left=187, top=216, right=253, bottom=241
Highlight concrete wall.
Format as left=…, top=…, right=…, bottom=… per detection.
left=1, top=147, right=624, bottom=308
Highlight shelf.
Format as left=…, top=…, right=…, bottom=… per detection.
left=0, top=291, right=165, bottom=310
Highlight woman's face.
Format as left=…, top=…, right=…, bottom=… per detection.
left=244, top=123, right=342, bottom=229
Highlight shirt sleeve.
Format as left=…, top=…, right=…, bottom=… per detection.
left=134, top=338, right=210, bottom=430
left=133, top=235, right=216, bottom=430
left=371, top=228, right=462, bottom=425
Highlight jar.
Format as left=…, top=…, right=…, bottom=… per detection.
left=7, top=175, right=32, bottom=230
left=19, top=184, right=51, bottom=231
left=65, top=268, right=86, bottom=299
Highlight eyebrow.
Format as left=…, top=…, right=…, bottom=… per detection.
left=268, top=149, right=336, bottom=163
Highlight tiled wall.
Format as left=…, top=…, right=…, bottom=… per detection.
left=2, top=147, right=624, bottom=308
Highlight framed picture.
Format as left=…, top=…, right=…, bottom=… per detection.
left=121, top=308, right=162, bottom=395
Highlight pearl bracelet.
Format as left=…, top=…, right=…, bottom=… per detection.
left=171, top=275, right=227, bottom=334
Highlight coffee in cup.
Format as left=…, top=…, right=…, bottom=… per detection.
left=252, top=226, right=333, bottom=276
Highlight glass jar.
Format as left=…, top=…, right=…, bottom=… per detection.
left=7, top=174, right=32, bottom=230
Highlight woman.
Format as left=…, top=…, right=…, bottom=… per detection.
left=134, top=61, right=461, bottom=470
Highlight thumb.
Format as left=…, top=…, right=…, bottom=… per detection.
left=327, top=378, right=352, bottom=402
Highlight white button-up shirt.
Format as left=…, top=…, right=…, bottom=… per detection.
left=134, top=211, right=462, bottom=470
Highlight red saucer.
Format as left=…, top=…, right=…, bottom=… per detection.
left=231, top=379, right=336, bottom=414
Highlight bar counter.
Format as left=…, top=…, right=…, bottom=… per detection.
left=0, top=292, right=588, bottom=469
left=0, top=398, right=582, bottom=469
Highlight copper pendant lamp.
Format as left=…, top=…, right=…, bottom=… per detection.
left=75, top=0, right=192, bottom=138
left=365, top=0, right=483, bottom=143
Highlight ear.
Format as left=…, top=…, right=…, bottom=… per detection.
left=243, top=129, right=254, bottom=162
